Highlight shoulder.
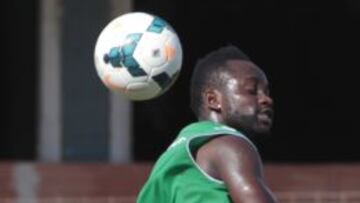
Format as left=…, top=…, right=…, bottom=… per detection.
left=201, top=135, right=260, bottom=164
left=196, top=135, right=263, bottom=181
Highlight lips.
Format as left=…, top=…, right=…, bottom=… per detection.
left=258, top=108, right=274, bottom=124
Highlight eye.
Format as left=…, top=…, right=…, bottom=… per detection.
left=242, top=77, right=260, bottom=95
left=246, top=85, right=258, bottom=95
left=259, top=84, right=270, bottom=97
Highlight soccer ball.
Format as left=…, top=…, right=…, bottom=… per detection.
left=94, top=12, right=183, bottom=101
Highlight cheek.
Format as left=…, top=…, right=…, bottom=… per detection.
left=229, top=95, right=257, bottom=116
left=239, top=103, right=257, bottom=117
left=241, top=105, right=256, bottom=115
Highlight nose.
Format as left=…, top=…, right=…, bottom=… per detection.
left=259, top=93, right=273, bottom=108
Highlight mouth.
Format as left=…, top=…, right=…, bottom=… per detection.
left=257, top=109, right=274, bottom=125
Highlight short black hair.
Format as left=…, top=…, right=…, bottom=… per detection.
left=190, top=45, right=251, bottom=117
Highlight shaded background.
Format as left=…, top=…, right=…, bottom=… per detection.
left=134, top=0, right=360, bottom=162
left=1, top=0, right=359, bottom=163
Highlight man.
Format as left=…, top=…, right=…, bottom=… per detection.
left=137, top=45, right=277, bottom=203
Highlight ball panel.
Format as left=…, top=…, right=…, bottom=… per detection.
left=164, top=33, right=183, bottom=75
left=102, top=73, right=127, bottom=94
left=126, top=81, right=161, bottom=100
left=134, top=32, right=168, bottom=68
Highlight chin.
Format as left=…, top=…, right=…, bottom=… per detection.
left=254, top=125, right=272, bottom=136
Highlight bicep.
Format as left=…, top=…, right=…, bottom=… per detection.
left=210, top=136, right=276, bottom=203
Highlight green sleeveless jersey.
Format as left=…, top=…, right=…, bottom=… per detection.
left=137, top=121, right=256, bottom=203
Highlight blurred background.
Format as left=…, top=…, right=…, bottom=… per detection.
left=1, top=0, right=359, bottom=202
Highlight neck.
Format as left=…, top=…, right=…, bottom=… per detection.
left=199, top=111, right=224, bottom=124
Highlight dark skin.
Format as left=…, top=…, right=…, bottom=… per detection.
left=196, top=59, right=276, bottom=203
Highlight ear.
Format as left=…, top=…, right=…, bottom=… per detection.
left=204, top=88, right=222, bottom=112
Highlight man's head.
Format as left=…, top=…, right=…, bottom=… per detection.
left=190, top=45, right=273, bottom=136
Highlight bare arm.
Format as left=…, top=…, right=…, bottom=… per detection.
left=196, top=135, right=277, bottom=203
